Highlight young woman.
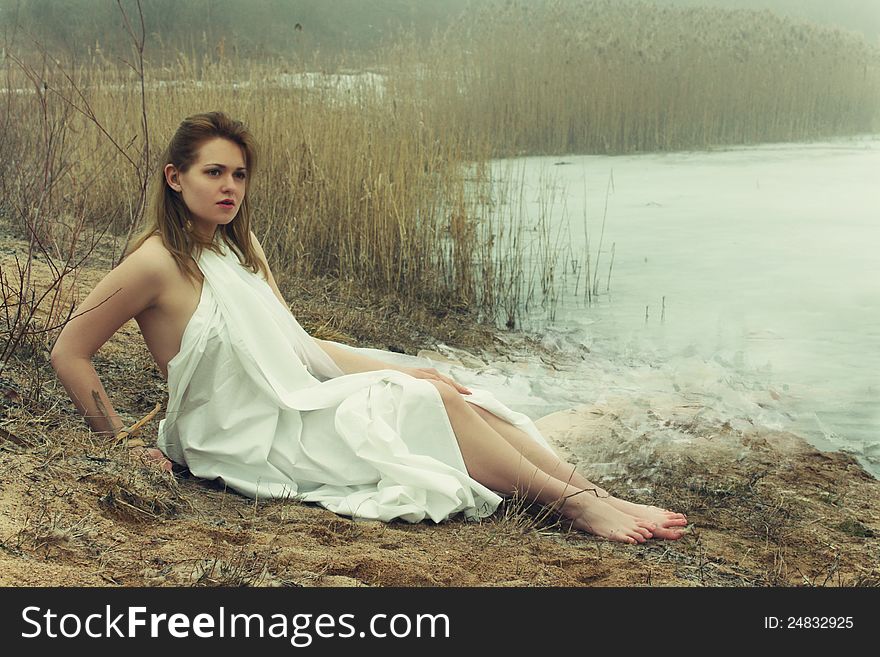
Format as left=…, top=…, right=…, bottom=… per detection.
left=51, top=112, right=687, bottom=544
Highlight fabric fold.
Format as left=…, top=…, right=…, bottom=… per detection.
left=158, top=239, right=550, bottom=523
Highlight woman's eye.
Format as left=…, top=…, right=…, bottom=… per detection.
left=207, top=169, right=220, bottom=176
left=235, top=172, right=247, bottom=180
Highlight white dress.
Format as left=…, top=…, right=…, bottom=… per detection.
left=157, top=238, right=553, bottom=524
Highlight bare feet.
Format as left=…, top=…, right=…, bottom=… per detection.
left=603, top=497, right=688, bottom=540
left=561, top=494, right=657, bottom=544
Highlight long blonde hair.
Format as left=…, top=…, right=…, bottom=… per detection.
left=126, top=111, right=268, bottom=282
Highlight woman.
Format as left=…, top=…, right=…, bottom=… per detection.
left=51, top=112, right=687, bottom=544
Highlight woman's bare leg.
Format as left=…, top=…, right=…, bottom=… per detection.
left=428, top=381, right=655, bottom=544
left=467, top=401, right=688, bottom=539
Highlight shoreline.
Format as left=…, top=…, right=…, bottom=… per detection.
left=1, top=229, right=877, bottom=587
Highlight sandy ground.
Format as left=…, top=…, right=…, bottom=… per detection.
left=1, top=227, right=878, bottom=587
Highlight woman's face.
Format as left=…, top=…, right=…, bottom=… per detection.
left=165, top=137, right=248, bottom=239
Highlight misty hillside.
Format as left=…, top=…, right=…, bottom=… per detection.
left=0, top=0, right=473, bottom=60
left=656, top=0, right=880, bottom=42
left=2, top=0, right=877, bottom=62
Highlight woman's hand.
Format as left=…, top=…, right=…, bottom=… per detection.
left=398, top=367, right=472, bottom=395
left=128, top=446, right=174, bottom=473
left=114, top=404, right=172, bottom=473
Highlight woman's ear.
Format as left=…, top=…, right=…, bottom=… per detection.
left=164, top=163, right=182, bottom=192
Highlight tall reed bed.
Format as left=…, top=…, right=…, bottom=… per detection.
left=392, top=0, right=880, bottom=157
left=0, top=55, right=518, bottom=334
left=2, top=0, right=878, bottom=353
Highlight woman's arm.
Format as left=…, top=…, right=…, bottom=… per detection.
left=316, top=339, right=470, bottom=394
left=248, top=231, right=405, bottom=375
left=312, top=339, right=404, bottom=375
left=51, top=240, right=168, bottom=438
left=248, top=231, right=468, bottom=391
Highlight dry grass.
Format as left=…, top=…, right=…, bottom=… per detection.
left=2, top=353, right=878, bottom=588
left=396, top=0, right=880, bottom=157
left=0, top=54, right=548, bottom=335
left=2, top=1, right=877, bottom=350
left=0, top=2, right=878, bottom=589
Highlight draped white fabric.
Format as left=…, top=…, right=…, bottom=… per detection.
left=157, top=239, right=551, bottom=523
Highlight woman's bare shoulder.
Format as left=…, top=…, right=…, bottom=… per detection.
left=125, top=235, right=188, bottom=280
left=128, top=234, right=172, bottom=260
left=52, top=236, right=180, bottom=359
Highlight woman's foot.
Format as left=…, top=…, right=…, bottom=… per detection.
left=561, top=494, right=657, bottom=544
left=603, top=497, right=688, bottom=540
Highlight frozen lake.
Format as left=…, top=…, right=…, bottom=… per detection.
left=483, top=137, right=879, bottom=478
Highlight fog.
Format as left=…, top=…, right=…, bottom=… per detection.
left=656, top=0, right=880, bottom=42
left=2, top=0, right=878, bottom=59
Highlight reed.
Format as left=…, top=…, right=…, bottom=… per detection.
left=2, top=0, right=877, bottom=350
left=0, top=54, right=518, bottom=331
left=396, top=0, right=880, bottom=157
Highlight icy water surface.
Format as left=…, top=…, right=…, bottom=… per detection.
left=482, top=137, right=880, bottom=478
